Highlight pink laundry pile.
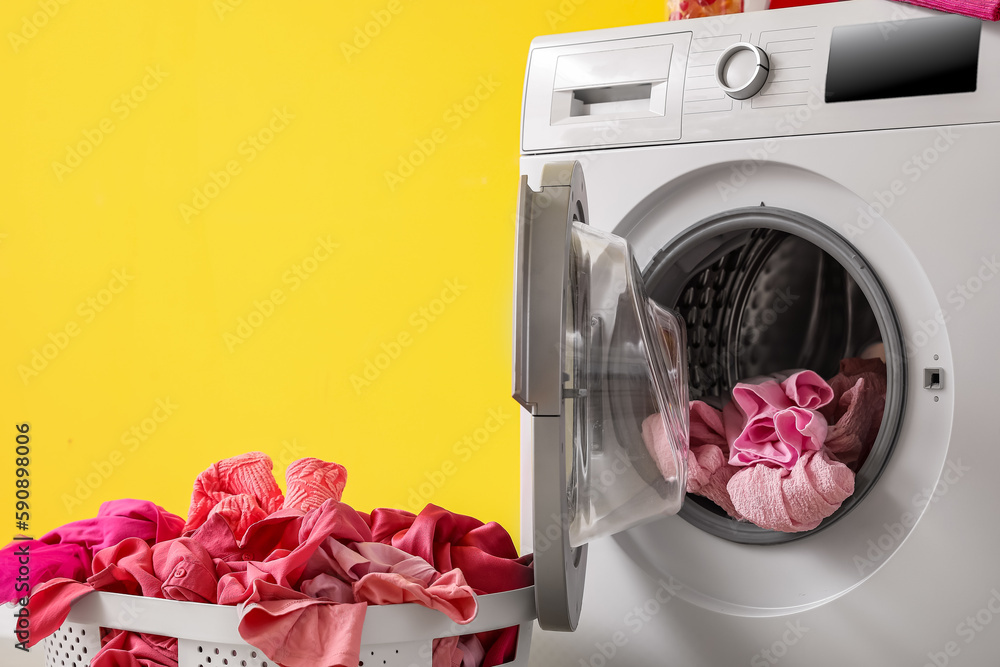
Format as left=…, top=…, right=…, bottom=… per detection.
left=2, top=453, right=532, bottom=667
left=643, top=357, right=887, bottom=532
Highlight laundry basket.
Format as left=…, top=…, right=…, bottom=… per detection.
left=39, top=587, right=535, bottom=667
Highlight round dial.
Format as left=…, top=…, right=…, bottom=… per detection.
left=716, top=42, right=770, bottom=100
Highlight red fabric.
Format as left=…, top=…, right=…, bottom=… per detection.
left=0, top=500, right=183, bottom=604
left=387, top=505, right=534, bottom=595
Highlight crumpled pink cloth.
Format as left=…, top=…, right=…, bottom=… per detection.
left=727, top=450, right=855, bottom=532
left=0, top=499, right=184, bottom=604
left=642, top=405, right=742, bottom=519
left=644, top=362, right=880, bottom=532
left=90, top=630, right=177, bottom=667
left=724, top=371, right=833, bottom=469
left=822, top=358, right=887, bottom=470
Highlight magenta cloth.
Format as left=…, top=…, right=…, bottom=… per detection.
left=724, top=371, right=833, bottom=469
left=727, top=450, right=855, bottom=532
left=0, top=499, right=184, bottom=604
left=892, top=0, right=999, bottom=20
left=184, top=452, right=285, bottom=538
left=90, top=630, right=178, bottom=667
left=822, top=358, right=887, bottom=470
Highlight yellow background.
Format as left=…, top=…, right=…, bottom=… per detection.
left=0, top=0, right=665, bottom=548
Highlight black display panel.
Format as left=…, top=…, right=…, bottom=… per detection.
left=826, top=15, right=980, bottom=103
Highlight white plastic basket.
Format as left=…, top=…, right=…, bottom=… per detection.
left=38, top=587, right=535, bottom=667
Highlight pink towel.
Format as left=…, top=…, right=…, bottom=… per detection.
left=892, top=0, right=1000, bottom=20
left=727, top=450, right=855, bottom=532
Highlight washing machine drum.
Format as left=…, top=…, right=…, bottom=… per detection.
left=513, top=162, right=904, bottom=630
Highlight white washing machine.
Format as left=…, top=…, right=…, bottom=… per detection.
left=514, top=1, right=1000, bottom=665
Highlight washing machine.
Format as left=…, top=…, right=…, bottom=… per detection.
left=513, top=1, right=1000, bottom=665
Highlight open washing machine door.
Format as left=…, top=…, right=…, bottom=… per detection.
left=513, top=161, right=690, bottom=631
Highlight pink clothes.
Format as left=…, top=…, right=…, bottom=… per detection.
left=283, top=458, right=348, bottom=512
left=727, top=450, right=855, bottom=532
left=822, top=358, right=887, bottom=470
left=90, top=630, right=177, bottom=667
left=0, top=500, right=184, bottom=604
left=724, top=371, right=832, bottom=469
left=643, top=406, right=742, bottom=519
left=184, top=452, right=285, bottom=538
left=21, top=452, right=530, bottom=667
left=644, top=361, right=884, bottom=533
left=184, top=453, right=350, bottom=540
left=892, top=0, right=1000, bottom=20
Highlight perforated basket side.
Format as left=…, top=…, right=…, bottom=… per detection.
left=41, top=587, right=536, bottom=667
left=41, top=622, right=101, bottom=667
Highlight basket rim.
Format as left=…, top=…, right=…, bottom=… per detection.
left=60, top=586, right=536, bottom=646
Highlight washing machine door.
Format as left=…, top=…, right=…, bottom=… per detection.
left=513, top=161, right=690, bottom=631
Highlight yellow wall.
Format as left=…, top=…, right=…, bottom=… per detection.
left=0, top=0, right=665, bottom=548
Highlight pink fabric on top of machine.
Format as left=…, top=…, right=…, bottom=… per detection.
left=892, top=0, right=1000, bottom=21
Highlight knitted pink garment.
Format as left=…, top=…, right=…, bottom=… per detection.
left=283, top=458, right=348, bottom=512
left=184, top=452, right=284, bottom=538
